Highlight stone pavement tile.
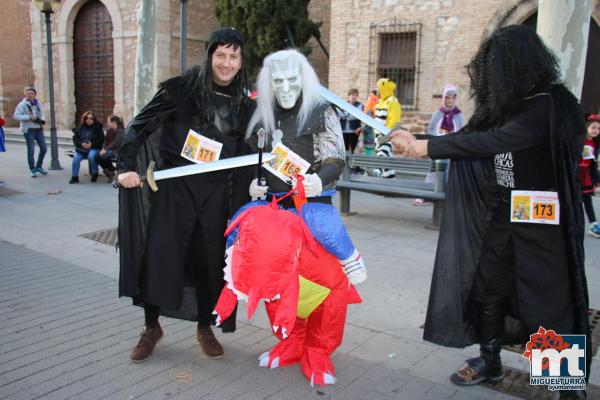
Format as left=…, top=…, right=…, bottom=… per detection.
left=336, top=323, right=377, bottom=354
left=0, top=312, right=182, bottom=399
left=328, top=376, right=381, bottom=400
left=451, top=390, right=490, bottom=400
left=347, top=332, right=438, bottom=370
left=410, top=348, right=472, bottom=384
left=0, top=285, right=111, bottom=325
left=334, top=363, right=369, bottom=385
left=0, top=304, right=136, bottom=365
left=422, top=383, right=458, bottom=399
left=390, top=375, right=437, bottom=399
left=0, top=284, right=122, bottom=335
left=37, top=321, right=192, bottom=400
left=106, top=335, right=283, bottom=400
left=346, top=302, right=424, bottom=337
left=452, top=385, right=519, bottom=400
left=373, top=370, right=415, bottom=394
left=0, top=297, right=134, bottom=357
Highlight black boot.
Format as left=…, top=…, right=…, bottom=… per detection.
left=451, top=303, right=505, bottom=386
left=91, top=173, right=98, bottom=182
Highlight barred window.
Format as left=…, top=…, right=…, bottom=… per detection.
left=369, top=18, right=421, bottom=110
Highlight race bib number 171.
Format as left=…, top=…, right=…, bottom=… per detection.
left=180, top=129, right=223, bottom=164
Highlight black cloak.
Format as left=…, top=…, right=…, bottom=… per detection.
left=422, top=85, right=591, bottom=378
left=117, top=66, right=253, bottom=329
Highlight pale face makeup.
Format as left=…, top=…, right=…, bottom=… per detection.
left=270, top=58, right=302, bottom=109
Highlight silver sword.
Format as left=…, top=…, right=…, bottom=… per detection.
left=317, top=85, right=400, bottom=144
left=115, top=152, right=275, bottom=192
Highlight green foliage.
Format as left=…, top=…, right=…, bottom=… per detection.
left=215, top=0, right=322, bottom=82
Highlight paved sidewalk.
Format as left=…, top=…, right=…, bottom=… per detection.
left=0, top=142, right=598, bottom=400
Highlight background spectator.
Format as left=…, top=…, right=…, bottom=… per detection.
left=337, top=88, right=363, bottom=154
left=98, top=114, right=124, bottom=182
left=361, top=89, right=378, bottom=156
left=414, top=84, right=465, bottom=206
left=580, top=114, right=600, bottom=237
left=13, top=87, right=47, bottom=178
left=427, top=84, right=465, bottom=136
left=70, top=111, right=104, bottom=184
left=372, top=78, right=402, bottom=178
left=0, top=116, right=5, bottom=153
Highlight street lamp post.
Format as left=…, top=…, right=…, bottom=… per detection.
left=180, top=0, right=188, bottom=73
left=33, top=0, right=62, bottom=170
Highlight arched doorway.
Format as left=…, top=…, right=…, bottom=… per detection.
left=521, top=13, right=599, bottom=114
left=73, top=0, right=114, bottom=126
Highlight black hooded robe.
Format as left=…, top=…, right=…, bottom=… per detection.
left=422, top=85, right=591, bottom=379
left=117, top=66, right=253, bottom=331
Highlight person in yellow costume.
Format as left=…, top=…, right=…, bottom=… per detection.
left=372, top=78, right=402, bottom=178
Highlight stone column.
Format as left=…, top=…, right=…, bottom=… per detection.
left=537, top=0, right=593, bottom=99
left=134, top=0, right=157, bottom=114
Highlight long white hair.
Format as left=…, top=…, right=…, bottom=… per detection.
left=247, top=49, right=324, bottom=137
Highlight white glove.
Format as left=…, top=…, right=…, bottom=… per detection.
left=302, top=173, right=323, bottom=197
left=249, top=178, right=268, bottom=199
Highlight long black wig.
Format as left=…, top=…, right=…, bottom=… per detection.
left=466, top=25, right=561, bottom=131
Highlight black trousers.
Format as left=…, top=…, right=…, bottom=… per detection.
left=343, top=133, right=358, bottom=153
left=142, top=175, right=228, bottom=326
left=582, top=191, right=597, bottom=223
left=97, top=153, right=116, bottom=172
left=473, top=200, right=575, bottom=336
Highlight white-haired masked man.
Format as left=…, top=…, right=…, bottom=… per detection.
left=246, top=49, right=367, bottom=285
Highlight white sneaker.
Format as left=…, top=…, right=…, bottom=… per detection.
left=340, top=250, right=367, bottom=285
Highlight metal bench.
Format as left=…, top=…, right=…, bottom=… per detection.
left=336, top=154, right=447, bottom=227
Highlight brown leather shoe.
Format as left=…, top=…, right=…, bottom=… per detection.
left=130, top=324, right=163, bottom=363
left=197, top=325, right=224, bottom=358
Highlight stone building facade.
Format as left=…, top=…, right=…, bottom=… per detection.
left=328, top=0, right=600, bottom=129
left=0, top=0, right=330, bottom=130
left=1, top=0, right=597, bottom=132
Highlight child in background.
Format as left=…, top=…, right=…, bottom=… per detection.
left=580, top=114, right=600, bottom=238
left=362, top=90, right=379, bottom=156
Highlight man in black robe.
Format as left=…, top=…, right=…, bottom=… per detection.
left=117, top=28, right=253, bottom=363
left=392, top=25, right=590, bottom=400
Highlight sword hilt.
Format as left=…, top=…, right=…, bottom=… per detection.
left=257, top=128, right=266, bottom=185
left=111, top=161, right=157, bottom=192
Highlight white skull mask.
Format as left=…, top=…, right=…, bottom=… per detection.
left=270, top=58, right=302, bottom=109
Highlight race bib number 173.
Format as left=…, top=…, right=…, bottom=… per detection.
left=510, top=190, right=559, bottom=225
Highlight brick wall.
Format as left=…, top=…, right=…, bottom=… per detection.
left=0, top=0, right=34, bottom=126
left=328, top=0, right=510, bottom=119
left=308, top=0, right=331, bottom=85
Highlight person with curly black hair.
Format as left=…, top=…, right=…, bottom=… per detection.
left=117, top=28, right=254, bottom=363
left=392, top=25, right=590, bottom=399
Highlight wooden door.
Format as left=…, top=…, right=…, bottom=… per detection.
left=73, top=0, right=114, bottom=126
